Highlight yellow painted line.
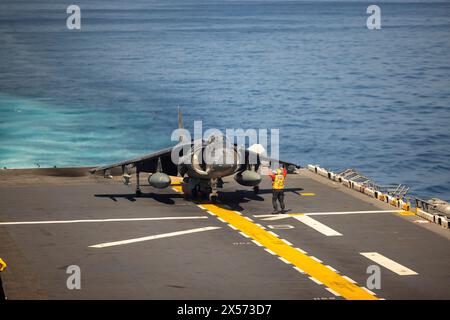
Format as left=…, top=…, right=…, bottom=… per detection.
left=170, top=176, right=183, bottom=183
left=201, top=204, right=378, bottom=300
left=300, top=193, right=315, bottom=196
left=170, top=176, right=183, bottom=192
left=399, top=211, right=416, bottom=216
left=169, top=181, right=377, bottom=300
left=0, top=258, right=7, bottom=272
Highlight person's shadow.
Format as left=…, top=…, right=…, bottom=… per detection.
left=216, top=187, right=304, bottom=211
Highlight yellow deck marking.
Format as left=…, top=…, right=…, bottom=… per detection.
left=399, top=211, right=416, bottom=216
left=201, top=204, right=378, bottom=300
left=0, top=258, right=7, bottom=272
left=300, top=193, right=315, bottom=196
left=170, top=176, right=183, bottom=192
left=169, top=181, right=377, bottom=300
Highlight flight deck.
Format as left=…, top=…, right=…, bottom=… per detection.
left=0, top=168, right=449, bottom=300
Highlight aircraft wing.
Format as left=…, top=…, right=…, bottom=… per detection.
left=90, top=146, right=180, bottom=176
left=244, top=149, right=300, bottom=173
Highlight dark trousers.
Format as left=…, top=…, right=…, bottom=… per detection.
left=272, top=189, right=285, bottom=211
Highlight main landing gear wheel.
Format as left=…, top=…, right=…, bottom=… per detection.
left=192, top=185, right=201, bottom=201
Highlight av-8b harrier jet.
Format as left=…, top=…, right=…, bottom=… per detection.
left=90, top=109, right=299, bottom=202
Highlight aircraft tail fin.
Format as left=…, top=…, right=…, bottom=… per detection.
left=178, top=106, right=184, bottom=130
left=177, top=106, right=185, bottom=142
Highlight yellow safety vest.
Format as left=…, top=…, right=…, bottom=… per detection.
left=273, top=174, right=285, bottom=190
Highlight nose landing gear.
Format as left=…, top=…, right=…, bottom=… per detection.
left=209, top=193, right=218, bottom=203
left=181, top=177, right=220, bottom=203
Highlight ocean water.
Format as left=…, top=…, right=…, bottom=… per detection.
left=0, top=0, right=449, bottom=201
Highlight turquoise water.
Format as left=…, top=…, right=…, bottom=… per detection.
left=0, top=1, right=449, bottom=200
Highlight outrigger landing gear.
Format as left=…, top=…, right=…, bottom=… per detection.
left=135, top=170, right=142, bottom=196
left=253, top=185, right=260, bottom=194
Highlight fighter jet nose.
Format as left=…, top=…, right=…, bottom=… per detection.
left=206, top=161, right=238, bottom=179
left=191, top=143, right=240, bottom=178
left=211, top=162, right=233, bottom=170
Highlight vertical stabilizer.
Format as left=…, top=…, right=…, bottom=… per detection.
left=178, top=106, right=185, bottom=142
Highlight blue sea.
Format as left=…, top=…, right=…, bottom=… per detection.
left=0, top=0, right=449, bottom=201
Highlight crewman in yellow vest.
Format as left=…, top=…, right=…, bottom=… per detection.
left=269, top=167, right=287, bottom=214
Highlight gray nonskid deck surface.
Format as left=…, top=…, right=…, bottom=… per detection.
left=0, top=170, right=449, bottom=299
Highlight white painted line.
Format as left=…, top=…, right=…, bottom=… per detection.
left=256, top=210, right=400, bottom=217
left=303, top=210, right=401, bottom=216
left=342, top=275, right=357, bottom=284
left=295, top=247, right=307, bottom=254
left=293, top=266, right=306, bottom=274
left=234, top=211, right=243, bottom=215
left=206, top=211, right=216, bottom=216
left=325, top=287, right=341, bottom=297
left=278, top=257, right=291, bottom=265
left=171, top=187, right=179, bottom=192
left=261, top=215, right=290, bottom=221
left=244, top=216, right=254, bottom=222
left=293, top=215, right=342, bottom=236
left=197, top=205, right=206, bottom=210
left=310, top=256, right=323, bottom=263
left=239, top=232, right=250, bottom=239
left=255, top=223, right=265, bottom=229
left=251, top=240, right=263, bottom=247
left=228, top=224, right=238, bottom=230
left=217, top=217, right=226, bottom=223
left=0, top=216, right=208, bottom=225
left=360, top=252, right=418, bottom=276
left=363, top=287, right=376, bottom=295
left=89, top=226, right=221, bottom=248
left=309, top=276, right=323, bottom=285
left=326, top=265, right=338, bottom=273
left=264, top=248, right=276, bottom=255
left=267, top=231, right=279, bottom=238
left=414, top=220, right=429, bottom=224
left=269, top=224, right=295, bottom=230
left=281, top=239, right=293, bottom=246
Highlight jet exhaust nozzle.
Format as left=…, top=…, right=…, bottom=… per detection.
left=148, top=172, right=171, bottom=189
left=234, top=170, right=261, bottom=187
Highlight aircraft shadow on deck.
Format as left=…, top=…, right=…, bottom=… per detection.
left=94, top=187, right=303, bottom=210
left=94, top=193, right=184, bottom=205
